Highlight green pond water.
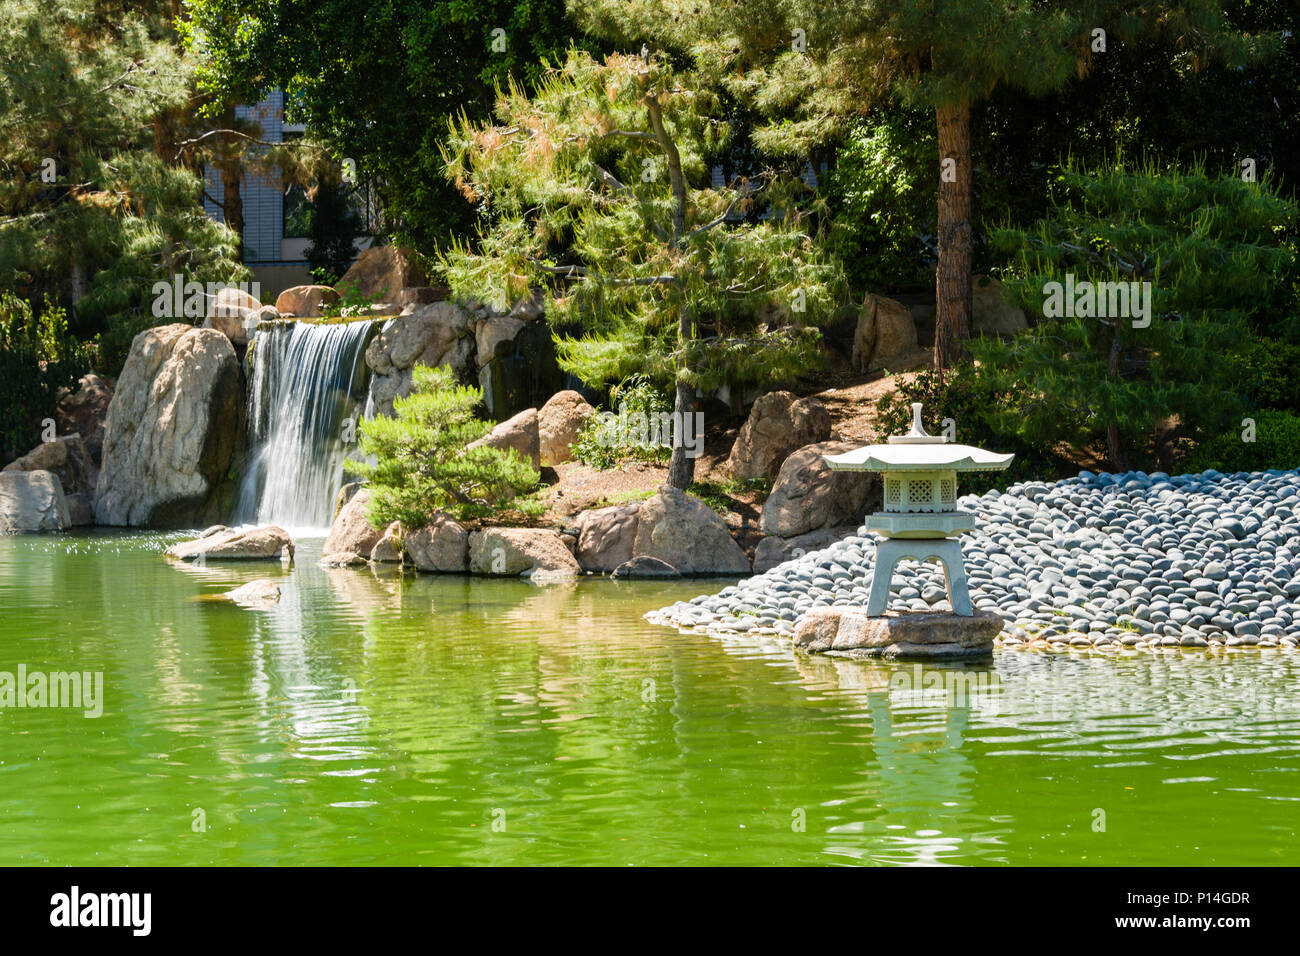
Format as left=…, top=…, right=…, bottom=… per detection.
left=1, top=530, right=1297, bottom=866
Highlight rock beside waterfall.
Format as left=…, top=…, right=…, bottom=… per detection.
left=538, top=391, right=597, bottom=467
left=468, top=528, right=581, bottom=577
left=4, top=434, right=97, bottom=498
left=203, top=286, right=261, bottom=346
left=405, top=514, right=469, bottom=572
left=365, top=303, right=476, bottom=416
left=726, top=391, right=831, bottom=481
left=760, top=441, right=875, bottom=538
left=165, top=525, right=294, bottom=561
left=632, top=487, right=750, bottom=575
left=467, top=408, right=540, bottom=470
left=794, top=608, right=1001, bottom=659
left=338, top=246, right=428, bottom=303
left=370, top=522, right=405, bottom=563
left=94, top=325, right=243, bottom=528
left=275, top=285, right=340, bottom=318
left=55, top=373, right=114, bottom=464
left=65, top=493, right=94, bottom=527
left=324, top=487, right=384, bottom=556
left=0, top=470, right=71, bottom=532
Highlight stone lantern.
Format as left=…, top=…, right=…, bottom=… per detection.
left=824, top=403, right=1013, bottom=617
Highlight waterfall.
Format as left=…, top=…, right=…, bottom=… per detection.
left=236, top=320, right=376, bottom=532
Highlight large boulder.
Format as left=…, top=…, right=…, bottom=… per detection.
left=55, top=373, right=113, bottom=463
left=573, top=503, right=639, bottom=572
left=338, top=246, right=428, bottom=303
left=727, top=391, right=831, bottom=481
left=164, top=524, right=294, bottom=561
left=202, top=286, right=261, bottom=346
left=538, top=391, right=597, bottom=467
left=275, top=284, right=340, bottom=318
left=0, top=470, right=70, bottom=532
left=760, top=441, right=875, bottom=538
left=468, top=528, right=581, bottom=578
left=324, top=487, right=384, bottom=556
left=405, top=514, right=469, bottom=572
left=3, top=434, right=97, bottom=498
left=365, top=303, right=476, bottom=417
left=852, top=293, right=918, bottom=371
left=753, top=525, right=859, bottom=572
left=94, top=325, right=243, bottom=528
left=632, top=486, right=750, bottom=575
left=972, top=275, right=1029, bottom=336
left=370, top=522, right=404, bottom=563
left=468, top=408, right=541, bottom=470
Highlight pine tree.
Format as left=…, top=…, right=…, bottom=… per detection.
left=571, top=0, right=1269, bottom=370
left=346, top=365, right=541, bottom=526
left=441, top=49, right=842, bottom=488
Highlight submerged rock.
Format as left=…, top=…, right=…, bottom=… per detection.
left=611, top=555, right=681, bottom=579
left=218, top=578, right=281, bottom=609
left=165, top=525, right=294, bottom=561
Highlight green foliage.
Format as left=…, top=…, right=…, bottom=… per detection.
left=1245, top=338, right=1300, bottom=414
left=303, top=181, right=363, bottom=283
left=687, top=477, right=771, bottom=515
left=186, top=0, right=593, bottom=252
left=0, top=294, right=95, bottom=462
left=571, top=376, right=673, bottom=469
left=442, top=50, right=843, bottom=401
left=821, top=110, right=936, bottom=295
left=876, top=364, right=1062, bottom=493
left=1186, top=410, right=1300, bottom=473
left=978, top=160, right=1298, bottom=469
left=345, top=364, right=540, bottom=525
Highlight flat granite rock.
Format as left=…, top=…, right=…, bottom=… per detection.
left=794, top=608, right=1002, bottom=659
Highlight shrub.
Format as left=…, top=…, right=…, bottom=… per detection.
left=981, top=159, right=1298, bottom=471
left=570, top=376, right=674, bottom=470
left=876, top=363, right=1064, bottom=494
left=1184, top=410, right=1300, bottom=474
left=0, top=294, right=95, bottom=463
left=345, top=364, right=541, bottom=525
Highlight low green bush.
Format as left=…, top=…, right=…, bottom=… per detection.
left=0, top=294, right=95, bottom=463
left=346, top=364, right=541, bottom=525
left=570, top=376, right=674, bottom=470
left=1184, top=410, right=1300, bottom=474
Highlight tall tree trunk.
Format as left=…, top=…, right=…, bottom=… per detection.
left=219, top=157, right=244, bottom=262
left=667, top=304, right=696, bottom=490
left=934, top=100, right=972, bottom=371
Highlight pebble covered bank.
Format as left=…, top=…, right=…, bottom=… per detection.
left=646, top=469, right=1300, bottom=651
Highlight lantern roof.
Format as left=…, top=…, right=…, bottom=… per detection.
left=824, top=403, right=1015, bottom=473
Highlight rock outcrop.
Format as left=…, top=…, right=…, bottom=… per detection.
left=275, top=285, right=340, bottom=318
left=338, top=246, right=428, bottom=303
left=203, top=286, right=261, bottom=346
left=468, top=527, right=581, bottom=578
left=972, top=275, right=1029, bottom=336
left=573, top=503, right=639, bottom=572
left=3, top=434, right=97, bottom=498
left=727, top=391, right=831, bottom=481
left=94, top=325, right=243, bottom=528
left=794, top=608, right=1001, bottom=659
left=632, top=487, right=750, bottom=575
left=0, top=470, right=70, bottom=532
left=324, top=487, right=384, bottom=556
left=404, top=514, right=469, bottom=572
left=760, top=441, right=875, bottom=538
left=55, top=373, right=113, bottom=463
left=165, top=525, right=294, bottom=561
left=852, top=293, right=919, bottom=371
left=467, top=408, right=540, bottom=469
left=364, top=303, right=476, bottom=416
left=538, top=390, right=597, bottom=467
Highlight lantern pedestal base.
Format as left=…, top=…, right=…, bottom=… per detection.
left=794, top=608, right=1002, bottom=660
left=867, top=537, right=972, bottom=616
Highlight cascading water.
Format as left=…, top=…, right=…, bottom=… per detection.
left=236, top=320, right=377, bottom=532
